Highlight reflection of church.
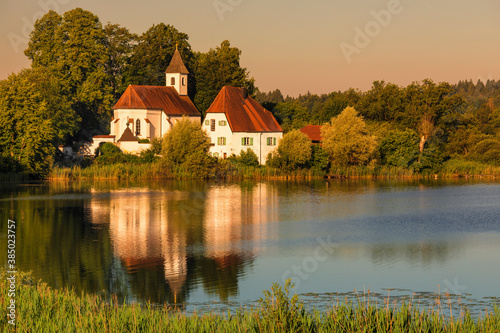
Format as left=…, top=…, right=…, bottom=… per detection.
left=89, top=183, right=278, bottom=304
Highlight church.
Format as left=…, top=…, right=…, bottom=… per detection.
left=90, top=46, right=283, bottom=164
left=91, top=46, right=202, bottom=153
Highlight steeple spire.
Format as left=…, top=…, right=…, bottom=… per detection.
left=165, top=45, right=189, bottom=95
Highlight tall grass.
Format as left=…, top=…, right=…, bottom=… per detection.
left=50, top=157, right=500, bottom=182
left=50, top=162, right=169, bottom=181
left=1, top=272, right=499, bottom=332
left=439, top=158, right=500, bottom=177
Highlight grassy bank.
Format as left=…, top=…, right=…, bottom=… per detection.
left=1, top=273, right=499, bottom=332
left=48, top=157, right=500, bottom=181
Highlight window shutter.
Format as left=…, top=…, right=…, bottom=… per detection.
left=273, top=137, right=276, bottom=145
left=242, top=138, right=245, bottom=145
left=250, top=138, right=254, bottom=146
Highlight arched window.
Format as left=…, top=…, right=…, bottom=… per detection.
left=170, top=77, right=175, bottom=85
left=136, top=119, right=141, bottom=136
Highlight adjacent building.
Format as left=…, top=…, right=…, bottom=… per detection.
left=202, top=86, right=283, bottom=164
left=299, top=124, right=323, bottom=144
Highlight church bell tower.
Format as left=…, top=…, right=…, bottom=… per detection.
left=165, top=44, right=189, bottom=96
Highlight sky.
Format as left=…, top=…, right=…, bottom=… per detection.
left=1, top=0, right=499, bottom=97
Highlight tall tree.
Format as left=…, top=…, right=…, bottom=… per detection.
left=124, top=23, right=192, bottom=88
left=194, top=40, right=255, bottom=113
left=0, top=70, right=56, bottom=177
left=103, top=23, right=138, bottom=100
left=25, top=8, right=114, bottom=138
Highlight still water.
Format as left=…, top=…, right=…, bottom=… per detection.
left=1, top=179, right=499, bottom=312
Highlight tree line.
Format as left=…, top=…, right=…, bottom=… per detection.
left=0, top=8, right=254, bottom=177
left=1, top=8, right=500, bottom=178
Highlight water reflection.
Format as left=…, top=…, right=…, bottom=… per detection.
left=0, top=179, right=499, bottom=309
left=85, top=182, right=278, bottom=304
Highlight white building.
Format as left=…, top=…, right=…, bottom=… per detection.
left=202, top=87, right=283, bottom=164
left=90, top=47, right=201, bottom=154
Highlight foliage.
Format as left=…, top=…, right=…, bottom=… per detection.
left=469, top=139, right=500, bottom=165
left=3, top=272, right=500, bottom=332
left=193, top=40, right=255, bottom=114
left=229, top=149, right=259, bottom=167
left=150, top=137, right=163, bottom=155
left=306, top=145, right=330, bottom=174
left=379, top=129, right=420, bottom=168
left=25, top=8, right=114, bottom=138
left=0, top=70, right=57, bottom=178
left=322, top=107, right=377, bottom=167
left=258, top=279, right=306, bottom=332
left=99, top=142, right=122, bottom=155
left=124, top=23, right=192, bottom=88
left=162, top=118, right=213, bottom=177
left=270, top=130, right=312, bottom=172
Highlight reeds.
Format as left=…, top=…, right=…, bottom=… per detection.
left=1, top=272, right=499, bottom=332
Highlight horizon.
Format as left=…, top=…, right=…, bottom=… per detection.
left=1, top=0, right=499, bottom=97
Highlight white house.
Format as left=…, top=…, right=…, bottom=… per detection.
left=90, top=47, right=201, bottom=154
left=202, top=86, right=283, bottom=164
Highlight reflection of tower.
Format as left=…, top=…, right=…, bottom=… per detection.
left=90, top=188, right=191, bottom=303
left=161, top=222, right=187, bottom=303
left=108, top=189, right=163, bottom=264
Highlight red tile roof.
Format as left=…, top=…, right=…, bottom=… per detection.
left=206, top=87, right=283, bottom=133
left=300, top=125, right=323, bottom=142
left=113, top=85, right=200, bottom=116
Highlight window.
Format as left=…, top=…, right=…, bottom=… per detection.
left=210, top=119, right=215, bottom=131
left=205, top=119, right=210, bottom=125
left=242, top=137, right=253, bottom=146
left=217, top=137, right=226, bottom=145
left=135, top=119, right=141, bottom=136
left=219, top=120, right=227, bottom=126
left=170, top=77, right=175, bottom=85
left=267, top=137, right=276, bottom=146
left=182, top=77, right=186, bottom=86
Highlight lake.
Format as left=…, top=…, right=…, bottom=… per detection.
left=1, top=178, right=499, bottom=314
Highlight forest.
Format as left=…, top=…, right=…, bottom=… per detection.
left=1, top=8, right=500, bottom=178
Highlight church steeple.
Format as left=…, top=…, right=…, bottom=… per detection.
left=165, top=44, right=189, bottom=96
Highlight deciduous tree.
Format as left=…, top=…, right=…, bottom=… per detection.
left=321, top=107, right=377, bottom=166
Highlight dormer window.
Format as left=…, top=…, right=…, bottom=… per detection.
left=182, top=77, right=186, bottom=86
left=170, top=77, right=175, bottom=85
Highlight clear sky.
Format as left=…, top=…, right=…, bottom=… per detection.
left=1, top=0, right=499, bottom=97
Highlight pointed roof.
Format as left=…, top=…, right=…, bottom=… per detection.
left=206, top=86, right=283, bottom=133
left=165, top=47, right=189, bottom=74
left=113, top=85, right=200, bottom=116
left=117, top=127, right=137, bottom=142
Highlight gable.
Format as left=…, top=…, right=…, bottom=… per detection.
left=206, top=86, right=283, bottom=133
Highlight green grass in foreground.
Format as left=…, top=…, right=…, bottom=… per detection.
left=1, top=273, right=499, bottom=332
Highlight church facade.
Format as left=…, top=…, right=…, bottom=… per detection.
left=90, top=47, right=201, bottom=154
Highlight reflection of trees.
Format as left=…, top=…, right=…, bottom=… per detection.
left=367, top=241, right=465, bottom=266
left=0, top=185, right=114, bottom=296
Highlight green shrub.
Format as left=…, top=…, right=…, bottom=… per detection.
left=98, top=142, right=122, bottom=155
